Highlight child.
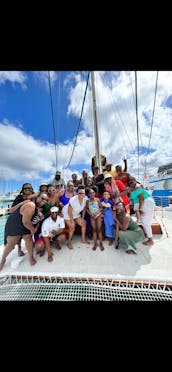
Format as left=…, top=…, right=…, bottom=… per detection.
left=86, top=189, right=104, bottom=251
left=100, top=191, right=116, bottom=246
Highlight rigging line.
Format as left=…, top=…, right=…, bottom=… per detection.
left=127, top=71, right=145, bottom=158
left=56, top=71, right=61, bottom=169
left=64, top=71, right=90, bottom=169
left=144, top=71, right=159, bottom=177
left=128, top=71, right=136, bottom=109
left=48, top=71, right=58, bottom=170
left=135, top=71, right=140, bottom=178
left=104, top=72, right=136, bottom=156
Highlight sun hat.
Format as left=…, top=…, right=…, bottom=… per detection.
left=50, top=206, right=59, bottom=213
left=104, top=173, right=112, bottom=180
left=105, top=162, right=113, bottom=167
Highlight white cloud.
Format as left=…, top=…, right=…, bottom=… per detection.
left=33, top=71, right=58, bottom=89
left=64, top=71, right=172, bottom=181
left=0, top=71, right=27, bottom=88
left=1, top=71, right=172, bottom=188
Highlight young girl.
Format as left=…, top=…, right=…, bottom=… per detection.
left=86, top=189, right=104, bottom=251
left=100, top=191, right=116, bottom=246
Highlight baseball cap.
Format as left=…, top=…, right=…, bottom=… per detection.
left=56, top=170, right=61, bottom=175
left=50, top=206, right=59, bottom=213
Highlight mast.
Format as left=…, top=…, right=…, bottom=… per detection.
left=91, top=71, right=102, bottom=172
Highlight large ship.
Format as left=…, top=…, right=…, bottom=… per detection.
left=148, top=163, right=172, bottom=206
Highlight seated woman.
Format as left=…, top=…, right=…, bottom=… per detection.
left=104, top=173, right=130, bottom=214
left=42, top=184, right=59, bottom=219
left=62, top=186, right=88, bottom=249
left=129, top=180, right=155, bottom=246
left=58, top=181, right=76, bottom=208
left=114, top=202, right=145, bottom=254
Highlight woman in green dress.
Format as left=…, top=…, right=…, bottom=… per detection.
left=114, top=202, right=145, bottom=254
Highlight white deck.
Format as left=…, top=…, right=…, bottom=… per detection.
left=0, top=208, right=172, bottom=283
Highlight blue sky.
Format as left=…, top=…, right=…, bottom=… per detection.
left=0, top=71, right=172, bottom=194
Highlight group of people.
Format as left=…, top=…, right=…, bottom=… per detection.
left=0, top=159, right=155, bottom=270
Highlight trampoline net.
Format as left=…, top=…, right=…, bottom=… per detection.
left=0, top=275, right=172, bottom=301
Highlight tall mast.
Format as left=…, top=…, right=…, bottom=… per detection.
left=91, top=71, right=102, bottom=172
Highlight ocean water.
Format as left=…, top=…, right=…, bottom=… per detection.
left=0, top=201, right=13, bottom=245
left=0, top=215, right=7, bottom=245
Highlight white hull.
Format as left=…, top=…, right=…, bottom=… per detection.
left=149, top=176, right=172, bottom=191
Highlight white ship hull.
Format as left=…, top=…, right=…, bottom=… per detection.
left=149, top=176, right=172, bottom=191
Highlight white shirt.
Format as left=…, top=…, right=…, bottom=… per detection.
left=50, top=177, right=65, bottom=189
left=62, top=195, right=87, bottom=220
left=41, top=215, right=65, bottom=237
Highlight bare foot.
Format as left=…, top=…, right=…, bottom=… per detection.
left=56, top=242, right=62, bottom=250
left=143, top=240, right=154, bottom=246
left=81, top=240, right=90, bottom=244
left=30, top=257, right=37, bottom=265
left=39, top=249, right=45, bottom=256
left=100, top=243, right=104, bottom=251
left=126, top=247, right=136, bottom=254
left=67, top=242, right=73, bottom=249
left=126, top=250, right=132, bottom=254
left=92, top=243, right=97, bottom=251
left=18, top=250, right=25, bottom=257
left=108, top=239, right=113, bottom=246
left=48, top=252, right=54, bottom=262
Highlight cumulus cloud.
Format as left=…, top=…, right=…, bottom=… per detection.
left=33, top=71, right=58, bottom=89
left=65, top=71, right=172, bottom=181
left=0, top=71, right=27, bottom=88
left=1, top=71, right=172, bottom=187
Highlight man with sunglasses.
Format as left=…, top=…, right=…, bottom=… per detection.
left=0, top=193, right=48, bottom=271
left=35, top=206, right=66, bottom=262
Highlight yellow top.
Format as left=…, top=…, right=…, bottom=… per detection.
left=103, top=169, right=117, bottom=179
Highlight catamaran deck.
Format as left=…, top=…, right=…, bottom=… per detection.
left=0, top=208, right=172, bottom=283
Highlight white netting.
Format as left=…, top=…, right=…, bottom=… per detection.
left=0, top=275, right=172, bottom=301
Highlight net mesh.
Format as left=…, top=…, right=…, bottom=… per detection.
left=0, top=275, right=172, bottom=301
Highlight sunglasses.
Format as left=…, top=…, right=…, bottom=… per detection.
left=78, top=193, right=85, bottom=195
left=41, top=197, right=48, bottom=202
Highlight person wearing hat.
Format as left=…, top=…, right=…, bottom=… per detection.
left=35, top=206, right=66, bottom=261
left=49, top=170, right=65, bottom=190
left=104, top=158, right=128, bottom=179
left=103, top=162, right=117, bottom=179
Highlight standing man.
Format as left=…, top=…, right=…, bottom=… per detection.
left=50, top=170, right=65, bottom=190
